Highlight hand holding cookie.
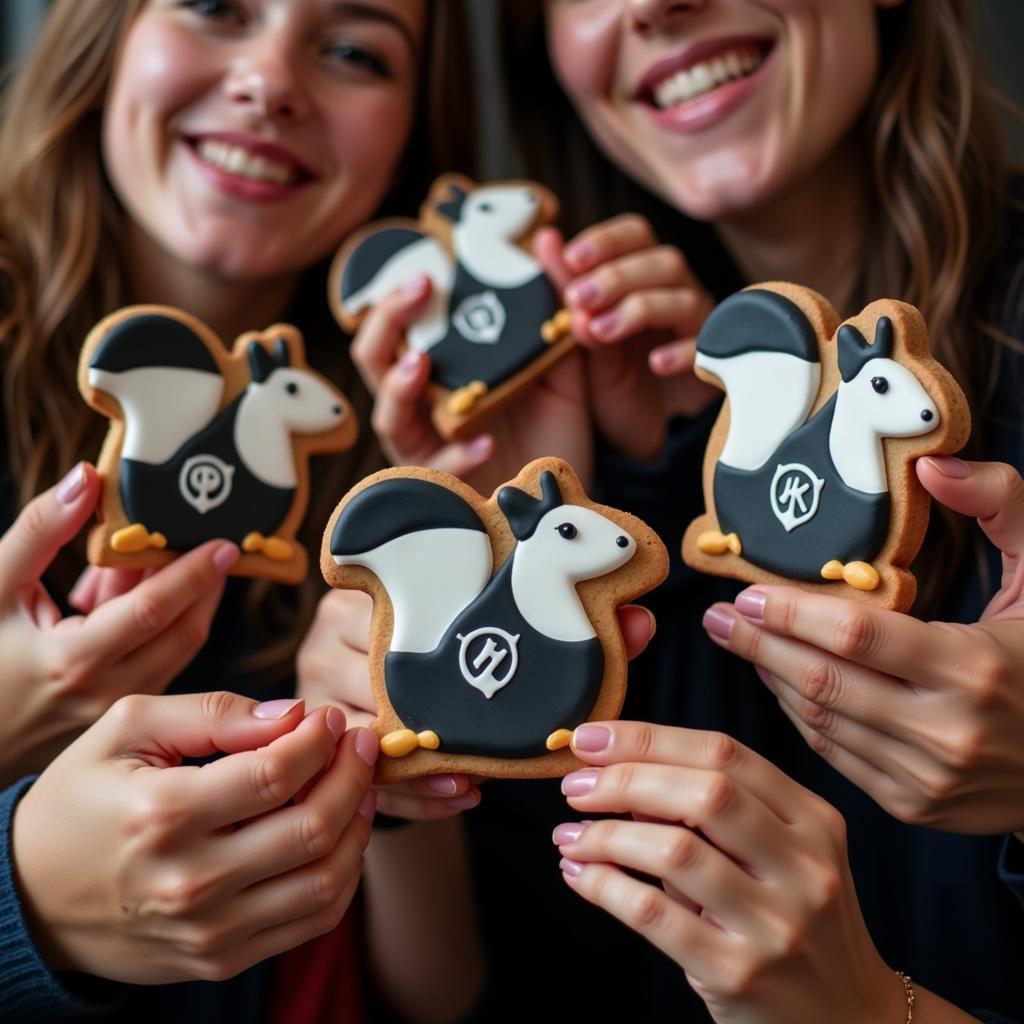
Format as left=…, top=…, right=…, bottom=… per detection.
left=0, top=462, right=237, bottom=785
left=705, top=457, right=1024, bottom=838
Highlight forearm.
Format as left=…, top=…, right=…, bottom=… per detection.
left=363, top=817, right=485, bottom=1024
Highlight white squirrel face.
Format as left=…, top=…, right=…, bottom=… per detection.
left=521, top=506, right=637, bottom=583
left=464, top=186, right=539, bottom=242
left=256, top=368, right=346, bottom=433
left=843, top=357, right=938, bottom=437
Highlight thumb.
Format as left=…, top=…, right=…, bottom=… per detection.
left=534, top=226, right=573, bottom=294
left=0, top=463, right=101, bottom=606
left=96, top=691, right=309, bottom=767
left=917, top=457, right=1024, bottom=556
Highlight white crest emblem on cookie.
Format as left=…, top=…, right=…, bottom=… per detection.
left=770, top=462, right=825, bottom=532
left=179, top=453, right=235, bottom=514
left=452, top=291, right=506, bottom=344
left=457, top=626, right=521, bottom=698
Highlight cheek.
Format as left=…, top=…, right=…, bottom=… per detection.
left=546, top=2, right=621, bottom=104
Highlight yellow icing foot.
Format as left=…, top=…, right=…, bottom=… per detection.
left=381, top=729, right=420, bottom=758
left=417, top=730, right=440, bottom=751
left=447, top=380, right=488, bottom=415
left=111, top=524, right=167, bottom=553
left=546, top=729, right=573, bottom=751
left=820, top=560, right=880, bottom=592
left=241, top=532, right=293, bottom=560
left=696, top=530, right=742, bottom=556
left=541, top=308, right=573, bottom=343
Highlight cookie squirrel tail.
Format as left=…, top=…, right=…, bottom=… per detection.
left=693, top=288, right=822, bottom=472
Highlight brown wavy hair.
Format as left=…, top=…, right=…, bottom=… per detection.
left=0, top=0, right=476, bottom=680
left=502, top=0, right=1022, bottom=614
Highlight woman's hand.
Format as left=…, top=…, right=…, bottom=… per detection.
left=552, top=721, right=916, bottom=1023
left=12, top=691, right=378, bottom=984
left=349, top=274, right=592, bottom=494
left=0, top=463, right=237, bottom=785
left=297, top=588, right=658, bottom=820
left=703, top=457, right=1024, bottom=836
left=536, top=214, right=718, bottom=460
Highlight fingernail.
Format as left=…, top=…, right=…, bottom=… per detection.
left=590, top=310, right=620, bottom=339
left=355, top=728, right=379, bottom=767
left=468, top=435, right=493, bottom=456
left=734, top=589, right=766, bottom=620
left=68, top=569, right=89, bottom=606
left=566, top=278, right=599, bottom=306
left=56, top=463, right=87, bottom=505
left=573, top=725, right=612, bottom=753
left=426, top=776, right=459, bottom=796
left=401, top=273, right=429, bottom=296
left=754, top=665, right=776, bottom=692
left=326, top=707, right=346, bottom=742
left=446, top=791, right=479, bottom=812
left=212, top=541, right=240, bottom=575
left=552, top=822, right=587, bottom=845
left=702, top=607, right=735, bottom=642
left=559, top=857, right=584, bottom=878
left=564, top=240, right=597, bottom=267
left=253, top=698, right=303, bottom=720
left=650, top=347, right=681, bottom=374
left=399, top=349, right=421, bottom=375
left=923, top=455, right=970, bottom=479
left=358, top=790, right=377, bottom=823
left=561, top=769, right=600, bottom=796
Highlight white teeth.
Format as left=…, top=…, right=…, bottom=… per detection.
left=651, top=47, right=765, bottom=110
left=195, top=139, right=295, bottom=185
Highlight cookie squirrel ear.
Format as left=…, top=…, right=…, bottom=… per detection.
left=498, top=485, right=540, bottom=541
left=837, top=324, right=870, bottom=382
left=873, top=316, right=894, bottom=359
left=248, top=341, right=276, bottom=384
left=436, top=184, right=468, bottom=223
left=273, top=337, right=291, bottom=368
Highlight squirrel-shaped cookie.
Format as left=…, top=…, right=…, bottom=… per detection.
left=683, top=283, right=970, bottom=611
left=79, top=306, right=357, bottom=584
left=322, top=458, right=669, bottom=781
left=329, top=173, right=575, bottom=440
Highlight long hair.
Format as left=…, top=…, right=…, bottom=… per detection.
left=0, top=0, right=477, bottom=679
left=502, top=0, right=1020, bottom=614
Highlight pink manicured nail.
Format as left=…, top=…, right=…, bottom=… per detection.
left=253, top=698, right=303, bottom=720
left=923, top=455, right=971, bottom=479
left=650, top=347, right=681, bottom=374
left=754, top=665, right=776, bottom=691
left=56, top=463, right=86, bottom=505
left=355, top=728, right=379, bottom=767
left=398, top=349, right=421, bottom=375
left=446, top=791, right=479, bottom=811
left=401, top=273, right=429, bottom=296
left=212, top=541, right=240, bottom=575
left=559, top=857, right=584, bottom=878
left=735, top=589, right=766, bottom=620
left=573, top=725, right=612, bottom=753
left=426, top=775, right=459, bottom=796
left=564, top=240, right=597, bottom=267
left=566, top=278, right=600, bottom=306
left=590, top=310, right=620, bottom=338
left=552, top=822, right=587, bottom=845
left=468, top=434, right=493, bottom=456
left=358, top=790, right=377, bottom=822
left=702, top=607, right=735, bottom=641
left=561, top=769, right=600, bottom=796
left=326, top=707, right=346, bottom=741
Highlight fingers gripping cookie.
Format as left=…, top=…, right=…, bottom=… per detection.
left=321, top=458, right=669, bottom=781
left=682, top=283, right=970, bottom=610
left=79, top=306, right=358, bottom=584
left=330, top=173, right=577, bottom=440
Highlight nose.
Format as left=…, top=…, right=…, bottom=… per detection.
left=626, top=0, right=708, bottom=34
left=224, top=41, right=308, bottom=122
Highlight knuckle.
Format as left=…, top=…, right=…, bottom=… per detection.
left=106, top=693, right=150, bottom=728
left=765, top=918, right=804, bottom=963
left=181, top=923, right=225, bottom=959
left=132, top=592, right=167, bottom=635
left=15, top=495, right=51, bottom=547
left=182, top=557, right=214, bottom=597
left=832, top=609, right=878, bottom=662
left=298, top=810, right=336, bottom=861
left=718, top=958, right=759, bottom=999
left=192, top=957, right=237, bottom=984
left=656, top=245, right=686, bottom=278
left=176, top=612, right=211, bottom=655
left=990, top=461, right=1024, bottom=503
left=697, top=772, right=737, bottom=818
left=800, top=658, right=842, bottom=709
left=801, top=695, right=836, bottom=735
left=606, top=763, right=636, bottom=799
left=803, top=860, right=842, bottom=912
left=625, top=887, right=667, bottom=932
left=155, top=868, right=209, bottom=919
left=660, top=830, right=702, bottom=874
left=310, top=869, right=340, bottom=908
left=198, top=689, right=239, bottom=724
left=250, top=754, right=292, bottom=807
left=620, top=213, right=651, bottom=239
left=702, top=731, right=743, bottom=772
left=596, top=264, right=624, bottom=295
left=815, top=800, right=849, bottom=851
left=964, top=647, right=1008, bottom=705
left=629, top=721, right=657, bottom=761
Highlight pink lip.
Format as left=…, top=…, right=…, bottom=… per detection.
left=634, top=35, right=775, bottom=135
left=182, top=131, right=317, bottom=204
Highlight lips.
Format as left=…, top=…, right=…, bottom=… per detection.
left=184, top=132, right=316, bottom=190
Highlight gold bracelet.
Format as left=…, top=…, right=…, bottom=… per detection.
left=895, top=970, right=915, bottom=1023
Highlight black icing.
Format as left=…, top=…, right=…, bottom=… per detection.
left=436, top=183, right=468, bottom=222
left=341, top=228, right=426, bottom=299
left=119, top=394, right=293, bottom=549
left=838, top=317, right=894, bottom=383
left=89, top=314, right=219, bottom=375
left=330, top=477, right=486, bottom=557
left=384, top=558, right=604, bottom=757
left=497, top=470, right=563, bottom=540
left=697, top=288, right=819, bottom=362
left=714, top=395, right=890, bottom=580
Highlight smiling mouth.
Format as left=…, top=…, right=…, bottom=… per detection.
left=643, top=43, right=772, bottom=111
left=187, top=136, right=312, bottom=187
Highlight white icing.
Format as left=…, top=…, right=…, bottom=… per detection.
left=770, top=463, right=825, bottom=531
left=456, top=627, right=520, bottom=698
left=234, top=367, right=346, bottom=488
left=830, top=357, right=938, bottom=493
left=88, top=366, right=223, bottom=465
left=334, top=527, right=493, bottom=654
left=511, top=506, right=636, bottom=643
left=179, top=454, right=235, bottom=513
left=452, top=185, right=543, bottom=288
left=343, top=235, right=453, bottom=353
left=696, top=350, right=820, bottom=471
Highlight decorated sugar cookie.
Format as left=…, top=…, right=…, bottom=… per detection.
left=329, top=173, right=575, bottom=440
left=682, top=283, right=970, bottom=611
left=79, top=306, right=357, bottom=584
left=322, top=458, right=669, bottom=781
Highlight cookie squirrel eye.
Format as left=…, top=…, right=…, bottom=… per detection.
left=285, top=381, right=299, bottom=395
left=477, top=202, right=494, bottom=213
left=871, top=376, right=889, bottom=394
left=556, top=523, right=578, bottom=540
